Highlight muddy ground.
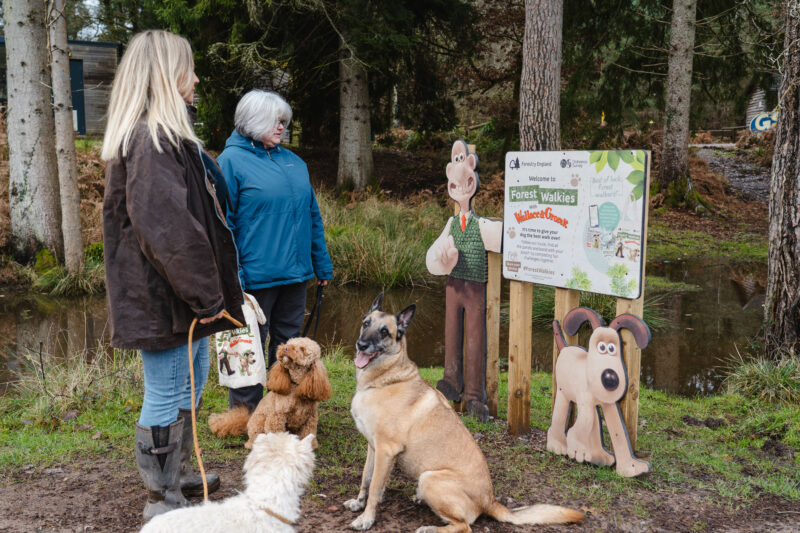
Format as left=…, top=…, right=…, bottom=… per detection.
left=1, top=422, right=798, bottom=533
left=2, top=141, right=797, bottom=532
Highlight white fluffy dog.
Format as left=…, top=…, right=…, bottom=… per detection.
left=141, top=432, right=316, bottom=533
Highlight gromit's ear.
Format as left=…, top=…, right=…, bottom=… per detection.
left=297, top=360, right=332, bottom=401
left=367, top=292, right=384, bottom=315
left=563, top=307, right=605, bottom=336
left=396, top=304, right=416, bottom=340
left=267, top=361, right=291, bottom=395
left=608, top=314, right=651, bottom=349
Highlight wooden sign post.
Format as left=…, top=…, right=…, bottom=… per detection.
left=486, top=252, right=501, bottom=417
left=508, top=280, right=533, bottom=434
left=551, top=288, right=580, bottom=405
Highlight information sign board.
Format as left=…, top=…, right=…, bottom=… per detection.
left=503, top=150, right=648, bottom=298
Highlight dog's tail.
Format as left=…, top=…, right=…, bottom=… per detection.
left=208, top=405, right=251, bottom=437
left=486, top=499, right=584, bottom=525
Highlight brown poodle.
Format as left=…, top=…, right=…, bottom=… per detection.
left=209, top=337, right=332, bottom=450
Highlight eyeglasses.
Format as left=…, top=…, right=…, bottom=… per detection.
left=276, top=119, right=288, bottom=128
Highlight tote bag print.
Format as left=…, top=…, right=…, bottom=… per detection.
left=215, top=294, right=267, bottom=388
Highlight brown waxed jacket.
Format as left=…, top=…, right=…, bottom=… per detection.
left=103, top=121, right=245, bottom=350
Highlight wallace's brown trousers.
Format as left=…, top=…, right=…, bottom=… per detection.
left=443, top=277, right=487, bottom=404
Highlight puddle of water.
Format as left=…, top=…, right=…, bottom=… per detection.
left=0, top=293, right=109, bottom=394
left=0, top=259, right=766, bottom=397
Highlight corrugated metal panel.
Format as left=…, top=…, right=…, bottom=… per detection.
left=746, top=89, right=767, bottom=126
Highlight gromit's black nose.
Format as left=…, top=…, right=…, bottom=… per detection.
left=601, top=369, right=620, bottom=391
left=356, top=339, right=369, bottom=352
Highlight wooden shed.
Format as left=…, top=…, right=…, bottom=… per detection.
left=0, top=37, right=121, bottom=136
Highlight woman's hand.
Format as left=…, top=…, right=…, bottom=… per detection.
left=318, top=279, right=329, bottom=287
left=199, top=310, right=225, bottom=324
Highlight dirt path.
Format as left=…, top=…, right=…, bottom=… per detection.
left=694, top=144, right=770, bottom=203
left=2, top=426, right=799, bottom=533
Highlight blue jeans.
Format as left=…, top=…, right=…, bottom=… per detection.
left=139, top=337, right=210, bottom=427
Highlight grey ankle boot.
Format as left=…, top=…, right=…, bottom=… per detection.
left=177, top=408, right=220, bottom=497
left=135, top=419, right=188, bottom=521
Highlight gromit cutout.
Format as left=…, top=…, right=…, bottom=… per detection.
left=546, top=306, right=652, bottom=477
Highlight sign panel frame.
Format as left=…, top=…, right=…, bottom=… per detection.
left=502, top=150, right=649, bottom=299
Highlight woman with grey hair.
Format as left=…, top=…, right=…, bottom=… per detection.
left=214, top=90, right=333, bottom=416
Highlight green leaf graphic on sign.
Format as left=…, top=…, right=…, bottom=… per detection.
left=635, top=151, right=645, bottom=165
left=619, top=151, right=634, bottom=164
left=589, top=151, right=603, bottom=164
left=608, top=151, right=620, bottom=171
left=595, top=151, right=608, bottom=173
left=626, top=170, right=644, bottom=186
left=607, top=263, right=634, bottom=297
left=631, top=182, right=644, bottom=201
left=626, top=169, right=645, bottom=201
left=566, top=267, right=592, bottom=290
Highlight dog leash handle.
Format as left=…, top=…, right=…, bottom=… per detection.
left=302, top=285, right=324, bottom=340
left=187, top=310, right=243, bottom=502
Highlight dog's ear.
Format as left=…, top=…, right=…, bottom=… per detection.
left=366, top=292, right=384, bottom=315
left=608, top=313, right=651, bottom=349
left=563, top=306, right=605, bottom=336
left=301, top=433, right=315, bottom=450
left=395, top=304, right=416, bottom=340
left=297, top=360, right=332, bottom=401
left=267, top=361, right=292, bottom=395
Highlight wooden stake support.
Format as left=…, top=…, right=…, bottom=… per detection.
left=507, top=280, right=532, bottom=435
left=486, top=252, right=501, bottom=417
left=551, top=288, right=580, bottom=406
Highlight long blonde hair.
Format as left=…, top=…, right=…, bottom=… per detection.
left=101, top=30, right=201, bottom=161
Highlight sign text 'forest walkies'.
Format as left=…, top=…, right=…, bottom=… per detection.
left=502, top=150, right=649, bottom=299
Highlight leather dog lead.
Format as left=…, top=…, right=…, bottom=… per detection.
left=188, top=309, right=243, bottom=501
left=302, top=284, right=324, bottom=340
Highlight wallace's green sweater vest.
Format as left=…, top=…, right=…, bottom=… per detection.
left=449, top=214, right=487, bottom=283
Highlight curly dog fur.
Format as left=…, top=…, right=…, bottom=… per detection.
left=209, top=338, right=331, bottom=449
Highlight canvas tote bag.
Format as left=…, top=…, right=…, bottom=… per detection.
left=214, top=293, right=267, bottom=388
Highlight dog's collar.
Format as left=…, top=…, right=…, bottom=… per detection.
left=261, top=506, right=294, bottom=525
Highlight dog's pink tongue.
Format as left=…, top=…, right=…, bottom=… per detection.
left=355, top=351, right=374, bottom=369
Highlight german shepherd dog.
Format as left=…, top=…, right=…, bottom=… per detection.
left=344, top=293, right=585, bottom=532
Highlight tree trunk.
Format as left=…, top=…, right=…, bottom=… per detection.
left=337, top=48, right=374, bottom=191
left=519, top=0, right=563, bottom=151
left=764, top=0, right=800, bottom=359
left=49, top=0, right=84, bottom=274
left=658, top=0, right=697, bottom=192
left=5, top=0, right=64, bottom=263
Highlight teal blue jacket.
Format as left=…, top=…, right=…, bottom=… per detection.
left=217, top=130, right=333, bottom=290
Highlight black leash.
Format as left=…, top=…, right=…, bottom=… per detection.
left=302, top=284, right=324, bottom=340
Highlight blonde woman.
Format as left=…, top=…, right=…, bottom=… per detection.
left=102, top=30, right=244, bottom=520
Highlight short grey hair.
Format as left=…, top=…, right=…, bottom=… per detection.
left=234, top=90, right=293, bottom=141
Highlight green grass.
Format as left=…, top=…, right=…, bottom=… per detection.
left=33, top=257, right=106, bottom=296
left=724, top=350, right=800, bottom=405
left=648, top=221, right=767, bottom=262
left=317, top=191, right=450, bottom=288
left=75, top=138, right=102, bottom=152
left=645, top=275, right=700, bottom=293
left=515, top=284, right=674, bottom=331
left=2, top=343, right=798, bottom=505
